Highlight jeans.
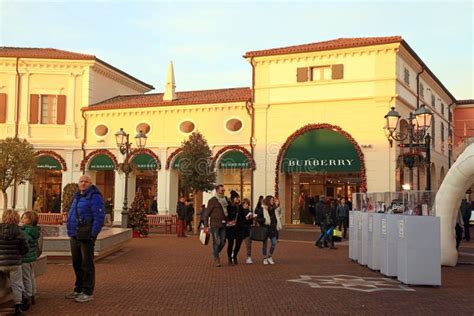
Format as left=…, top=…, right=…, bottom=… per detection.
left=9, top=265, right=23, bottom=304
left=70, top=238, right=95, bottom=295
left=244, top=236, right=252, bottom=257
left=263, top=236, right=277, bottom=257
left=316, top=224, right=334, bottom=247
left=211, top=227, right=226, bottom=259
left=22, top=262, right=36, bottom=298
left=338, top=217, right=349, bottom=239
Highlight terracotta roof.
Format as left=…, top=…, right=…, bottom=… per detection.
left=85, top=87, right=251, bottom=111
left=244, top=36, right=402, bottom=58
left=0, top=47, right=154, bottom=90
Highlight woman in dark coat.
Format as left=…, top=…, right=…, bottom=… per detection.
left=226, top=191, right=241, bottom=265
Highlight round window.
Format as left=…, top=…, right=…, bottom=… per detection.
left=94, top=124, right=109, bottom=137
left=179, top=121, right=195, bottom=134
left=136, top=122, right=151, bottom=134
left=225, top=118, right=243, bottom=132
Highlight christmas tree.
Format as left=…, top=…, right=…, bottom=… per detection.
left=128, top=191, right=149, bottom=237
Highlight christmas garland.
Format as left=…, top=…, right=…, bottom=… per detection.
left=274, top=123, right=367, bottom=197
left=80, top=149, right=118, bottom=171
left=211, top=145, right=256, bottom=170
left=165, top=148, right=183, bottom=170
left=34, top=150, right=68, bottom=171
left=125, top=148, right=162, bottom=170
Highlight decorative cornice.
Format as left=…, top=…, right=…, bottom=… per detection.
left=80, top=149, right=118, bottom=171
left=34, top=150, right=67, bottom=171
left=92, top=63, right=149, bottom=93
left=273, top=123, right=367, bottom=197
left=125, top=148, right=161, bottom=170
left=165, top=148, right=183, bottom=170
left=211, top=145, right=256, bottom=170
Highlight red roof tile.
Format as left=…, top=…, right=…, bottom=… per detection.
left=84, top=87, right=251, bottom=111
left=0, top=47, right=154, bottom=90
left=244, top=36, right=403, bottom=58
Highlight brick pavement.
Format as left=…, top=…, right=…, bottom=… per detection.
left=5, top=229, right=474, bottom=315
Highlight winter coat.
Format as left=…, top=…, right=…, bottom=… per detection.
left=21, top=225, right=41, bottom=263
left=176, top=202, right=187, bottom=220
left=226, top=203, right=240, bottom=239
left=336, top=204, right=350, bottom=219
left=315, top=201, right=325, bottom=224
left=321, top=204, right=337, bottom=226
left=0, top=223, right=29, bottom=267
left=205, top=197, right=227, bottom=229
left=185, top=204, right=195, bottom=222
left=238, top=206, right=254, bottom=239
left=66, top=185, right=105, bottom=239
left=460, top=200, right=471, bottom=223
left=256, top=205, right=282, bottom=239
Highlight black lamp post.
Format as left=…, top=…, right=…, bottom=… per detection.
left=115, top=128, right=147, bottom=228
left=384, top=104, right=433, bottom=191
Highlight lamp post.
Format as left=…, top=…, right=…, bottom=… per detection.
left=384, top=104, right=433, bottom=191
left=115, top=128, right=147, bottom=228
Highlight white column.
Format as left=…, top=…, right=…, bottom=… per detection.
left=15, top=182, right=30, bottom=212
left=18, top=73, right=30, bottom=137
left=157, top=149, right=168, bottom=214
left=168, top=171, right=179, bottom=215
left=113, top=171, right=124, bottom=225
left=252, top=105, right=269, bottom=205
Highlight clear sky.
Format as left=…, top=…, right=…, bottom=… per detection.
left=1, top=0, right=473, bottom=99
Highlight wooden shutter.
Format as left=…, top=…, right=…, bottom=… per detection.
left=0, top=93, right=6, bottom=123
left=29, top=94, right=39, bottom=124
left=331, top=64, right=344, bottom=80
left=57, top=95, right=66, bottom=124
left=297, top=67, right=309, bottom=82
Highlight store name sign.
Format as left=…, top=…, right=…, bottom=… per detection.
left=287, top=159, right=355, bottom=167
left=37, top=164, right=59, bottom=170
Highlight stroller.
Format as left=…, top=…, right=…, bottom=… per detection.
left=315, top=225, right=338, bottom=248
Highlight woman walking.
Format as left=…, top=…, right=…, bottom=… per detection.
left=239, top=198, right=255, bottom=264
left=256, top=195, right=282, bottom=265
left=226, top=191, right=241, bottom=265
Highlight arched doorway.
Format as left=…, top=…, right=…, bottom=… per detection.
left=32, top=152, right=67, bottom=212
left=128, top=149, right=160, bottom=212
left=276, top=124, right=366, bottom=225
left=82, top=150, right=117, bottom=200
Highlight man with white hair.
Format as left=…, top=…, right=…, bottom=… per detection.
left=65, top=175, right=105, bottom=303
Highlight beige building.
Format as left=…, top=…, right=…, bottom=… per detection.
left=0, top=37, right=469, bottom=225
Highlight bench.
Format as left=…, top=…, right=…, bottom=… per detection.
left=38, top=213, right=66, bottom=225
left=146, top=215, right=177, bottom=234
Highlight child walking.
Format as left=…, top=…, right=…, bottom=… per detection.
left=0, top=210, right=29, bottom=316
left=20, top=211, right=41, bottom=311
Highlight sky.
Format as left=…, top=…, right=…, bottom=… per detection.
left=0, top=0, right=473, bottom=99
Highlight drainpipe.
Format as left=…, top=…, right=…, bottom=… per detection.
left=447, top=101, right=455, bottom=167
left=81, top=109, right=88, bottom=175
left=12, top=58, right=21, bottom=209
left=416, top=67, right=424, bottom=109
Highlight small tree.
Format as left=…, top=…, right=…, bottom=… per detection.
left=0, top=138, right=36, bottom=211
left=128, top=191, right=149, bottom=237
left=62, top=183, right=79, bottom=213
left=179, top=131, right=216, bottom=233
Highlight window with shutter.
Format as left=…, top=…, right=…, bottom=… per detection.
left=29, top=94, right=39, bottom=124
left=403, top=68, right=410, bottom=85
left=310, top=66, right=331, bottom=81
left=57, top=95, right=66, bottom=124
left=0, top=93, right=6, bottom=123
left=331, top=64, right=344, bottom=80
left=297, top=67, right=309, bottom=82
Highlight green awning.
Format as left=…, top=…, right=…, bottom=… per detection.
left=172, top=154, right=182, bottom=169
left=132, top=153, right=158, bottom=170
left=89, top=154, right=115, bottom=170
left=282, top=129, right=361, bottom=173
left=36, top=156, right=62, bottom=171
left=219, top=151, right=250, bottom=169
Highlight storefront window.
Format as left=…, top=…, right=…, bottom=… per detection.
left=33, top=170, right=62, bottom=213
left=222, top=169, right=251, bottom=200
left=95, top=170, right=115, bottom=202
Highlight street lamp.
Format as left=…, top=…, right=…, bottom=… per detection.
left=384, top=104, right=433, bottom=191
left=114, top=128, right=148, bottom=228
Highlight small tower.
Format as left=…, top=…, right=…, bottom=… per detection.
left=163, top=61, right=177, bottom=101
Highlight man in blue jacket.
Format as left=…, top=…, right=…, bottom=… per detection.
left=65, top=175, right=105, bottom=303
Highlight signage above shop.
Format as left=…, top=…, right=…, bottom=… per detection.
left=36, top=155, right=62, bottom=171
left=282, top=129, right=361, bottom=173
left=89, top=154, right=115, bottom=170
left=172, top=154, right=182, bottom=169
left=132, top=153, right=158, bottom=170
left=219, top=151, right=250, bottom=169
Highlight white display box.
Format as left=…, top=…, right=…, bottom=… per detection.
left=358, top=212, right=369, bottom=266
left=348, top=211, right=357, bottom=260
left=368, top=213, right=382, bottom=270
left=380, top=214, right=399, bottom=277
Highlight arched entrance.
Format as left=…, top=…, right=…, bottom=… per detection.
left=275, top=124, right=366, bottom=225
left=33, top=151, right=67, bottom=212
left=81, top=150, right=117, bottom=200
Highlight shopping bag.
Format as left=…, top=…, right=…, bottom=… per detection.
left=250, top=226, right=268, bottom=241
left=199, top=229, right=210, bottom=245
left=333, top=229, right=343, bottom=238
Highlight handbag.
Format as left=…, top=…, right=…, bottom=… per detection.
left=199, top=229, right=210, bottom=245
left=74, top=198, right=92, bottom=241
left=333, top=228, right=343, bottom=238
left=250, top=225, right=268, bottom=241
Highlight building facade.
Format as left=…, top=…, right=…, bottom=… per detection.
left=0, top=37, right=471, bottom=225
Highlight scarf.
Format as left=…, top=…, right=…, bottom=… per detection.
left=215, top=193, right=228, bottom=217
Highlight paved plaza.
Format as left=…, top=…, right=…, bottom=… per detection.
left=5, top=228, right=474, bottom=315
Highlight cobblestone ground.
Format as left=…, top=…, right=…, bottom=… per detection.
left=5, top=228, right=474, bottom=315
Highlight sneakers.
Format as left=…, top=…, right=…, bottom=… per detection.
left=267, top=257, right=275, bottom=265
left=263, top=258, right=269, bottom=265
left=246, top=257, right=253, bottom=264
left=65, top=291, right=81, bottom=299
left=74, top=293, right=94, bottom=303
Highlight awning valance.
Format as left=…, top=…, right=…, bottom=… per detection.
left=36, top=155, right=62, bottom=171
left=132, top=153, right=158, bottom=170
left=219, top=151, right=251, bottom=169
left=89, top=154, right=115, bottom=170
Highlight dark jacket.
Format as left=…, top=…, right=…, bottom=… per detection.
left=176, top=202, right=187, bottom=220
left=237, top=206, right=253, bottom=239
left=66, top=185, right=105, bottom=239
left=22, top=225, right=41, bottom=263
left=320, top=204, right=337, bottom=226
left=460, top=200, right=471, bottom=223
left=52, top=197, right=61, bottom=213
left=149, top=200, right=158, bottom=215
left=205, top=197, right=227, bottom=229
left=0, top=224, right=29, bottom=267
left=256, top=205, right=278, bottom=239
left=105, top=200, right=113, bottom=215
left=185, top=204, right=195, bottom=222
left=315, top=201, right=324, bottom=224
left=336, top=204, right=350, bottom=219
left=226, top=203, right=239, bottom=239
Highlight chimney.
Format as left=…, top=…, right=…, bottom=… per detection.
left=163, top=61, right=177, bottom=101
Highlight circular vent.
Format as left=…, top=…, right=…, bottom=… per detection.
left=179, top=121, right=195, bottom=134
left=225, top=118, right=243, bottom=132
left=136, top=122, right=151, bottom=134
left=94, top=124, right=109, bottom=137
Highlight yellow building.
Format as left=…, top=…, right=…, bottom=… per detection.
left=0, top=37, right=465, bottom=225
